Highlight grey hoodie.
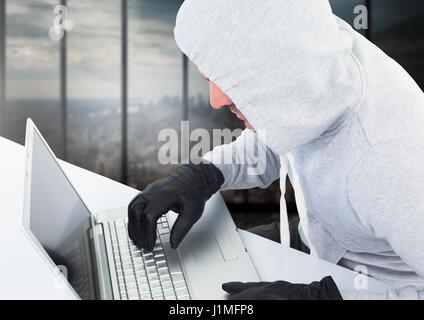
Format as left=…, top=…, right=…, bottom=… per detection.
left=174, top=0, right=424, bottom=299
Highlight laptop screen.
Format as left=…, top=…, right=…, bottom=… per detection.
left=28, top=128, right=97, bottom=300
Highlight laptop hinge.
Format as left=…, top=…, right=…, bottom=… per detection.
left=91, top=224, right=114, bottom=300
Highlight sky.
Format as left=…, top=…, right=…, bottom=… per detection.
left=6, top=0, right=61, bottom=99
left=5, top=0, right=424, bottom=100
left=5, top=0, right=198, bottom=100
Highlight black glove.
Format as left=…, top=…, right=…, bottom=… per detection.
left=222, top=276, right=343, bottom=300
left=128, top=163, right=224, bottom=251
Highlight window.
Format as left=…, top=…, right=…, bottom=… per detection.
left=4, top=0, right=62, bottom=155
left=371, top=0, right=424, bottom=90
left=66, top=0, right=122, bottom=181
left=127, top=0, right=183, bottom=190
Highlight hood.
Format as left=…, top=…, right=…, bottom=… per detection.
left=174, top=0, right=362, bottom=155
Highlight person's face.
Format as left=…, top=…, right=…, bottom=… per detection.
left=200, top=71, right=254, bottom=130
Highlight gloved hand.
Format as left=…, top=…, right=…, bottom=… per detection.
left=128, top=163, right=224, bottom=251
left=222, top=276, right=343, bottom=300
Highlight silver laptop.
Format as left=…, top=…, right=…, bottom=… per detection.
left=22, top=119, right=260, bottom=300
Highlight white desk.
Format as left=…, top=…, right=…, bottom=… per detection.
left=0, top=137, right=389, bottom=299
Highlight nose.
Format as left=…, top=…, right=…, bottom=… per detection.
left=209, top=81, right=233, bottom=109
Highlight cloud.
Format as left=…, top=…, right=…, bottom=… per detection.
left=6, top=0, right=185, bottom=99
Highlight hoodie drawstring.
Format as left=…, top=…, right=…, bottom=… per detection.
left=279, top=156, right=291, bottom=247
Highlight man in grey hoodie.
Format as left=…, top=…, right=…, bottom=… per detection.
left=128, top=0, right=424, bottom=299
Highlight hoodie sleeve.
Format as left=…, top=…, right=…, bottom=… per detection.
left=203, top=129, right=281, bottom=190
left=341, top=287, right=422, bottom=300
left=347, top=139, right=424, bottom=300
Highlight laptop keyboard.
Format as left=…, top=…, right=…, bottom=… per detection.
left=108, top=217, right=191, bottom=300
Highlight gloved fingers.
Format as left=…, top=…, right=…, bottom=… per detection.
left=169, top=199, right=184, bottom=214
left=224, top=285, right=288, bottom=300
left=127, top=195, right=148, bottom=248
left=316, top=276, right=343, bottom=300
left=225, top=288, right=257, bottom=300
left=140, top=201, right=172, bottom=251
left=128, top=194, right=169, bottom=251
left=222, top=281, right=269, bottom=294
left=223, top=278, right=342, bottom=300
left=170, top=200, right=204, bottom=249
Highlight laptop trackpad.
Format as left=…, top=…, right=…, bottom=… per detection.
left=188, top=231, right=224, bottom=266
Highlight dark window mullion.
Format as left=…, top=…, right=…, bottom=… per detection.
left=182, top=54, right=189, bottom=121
